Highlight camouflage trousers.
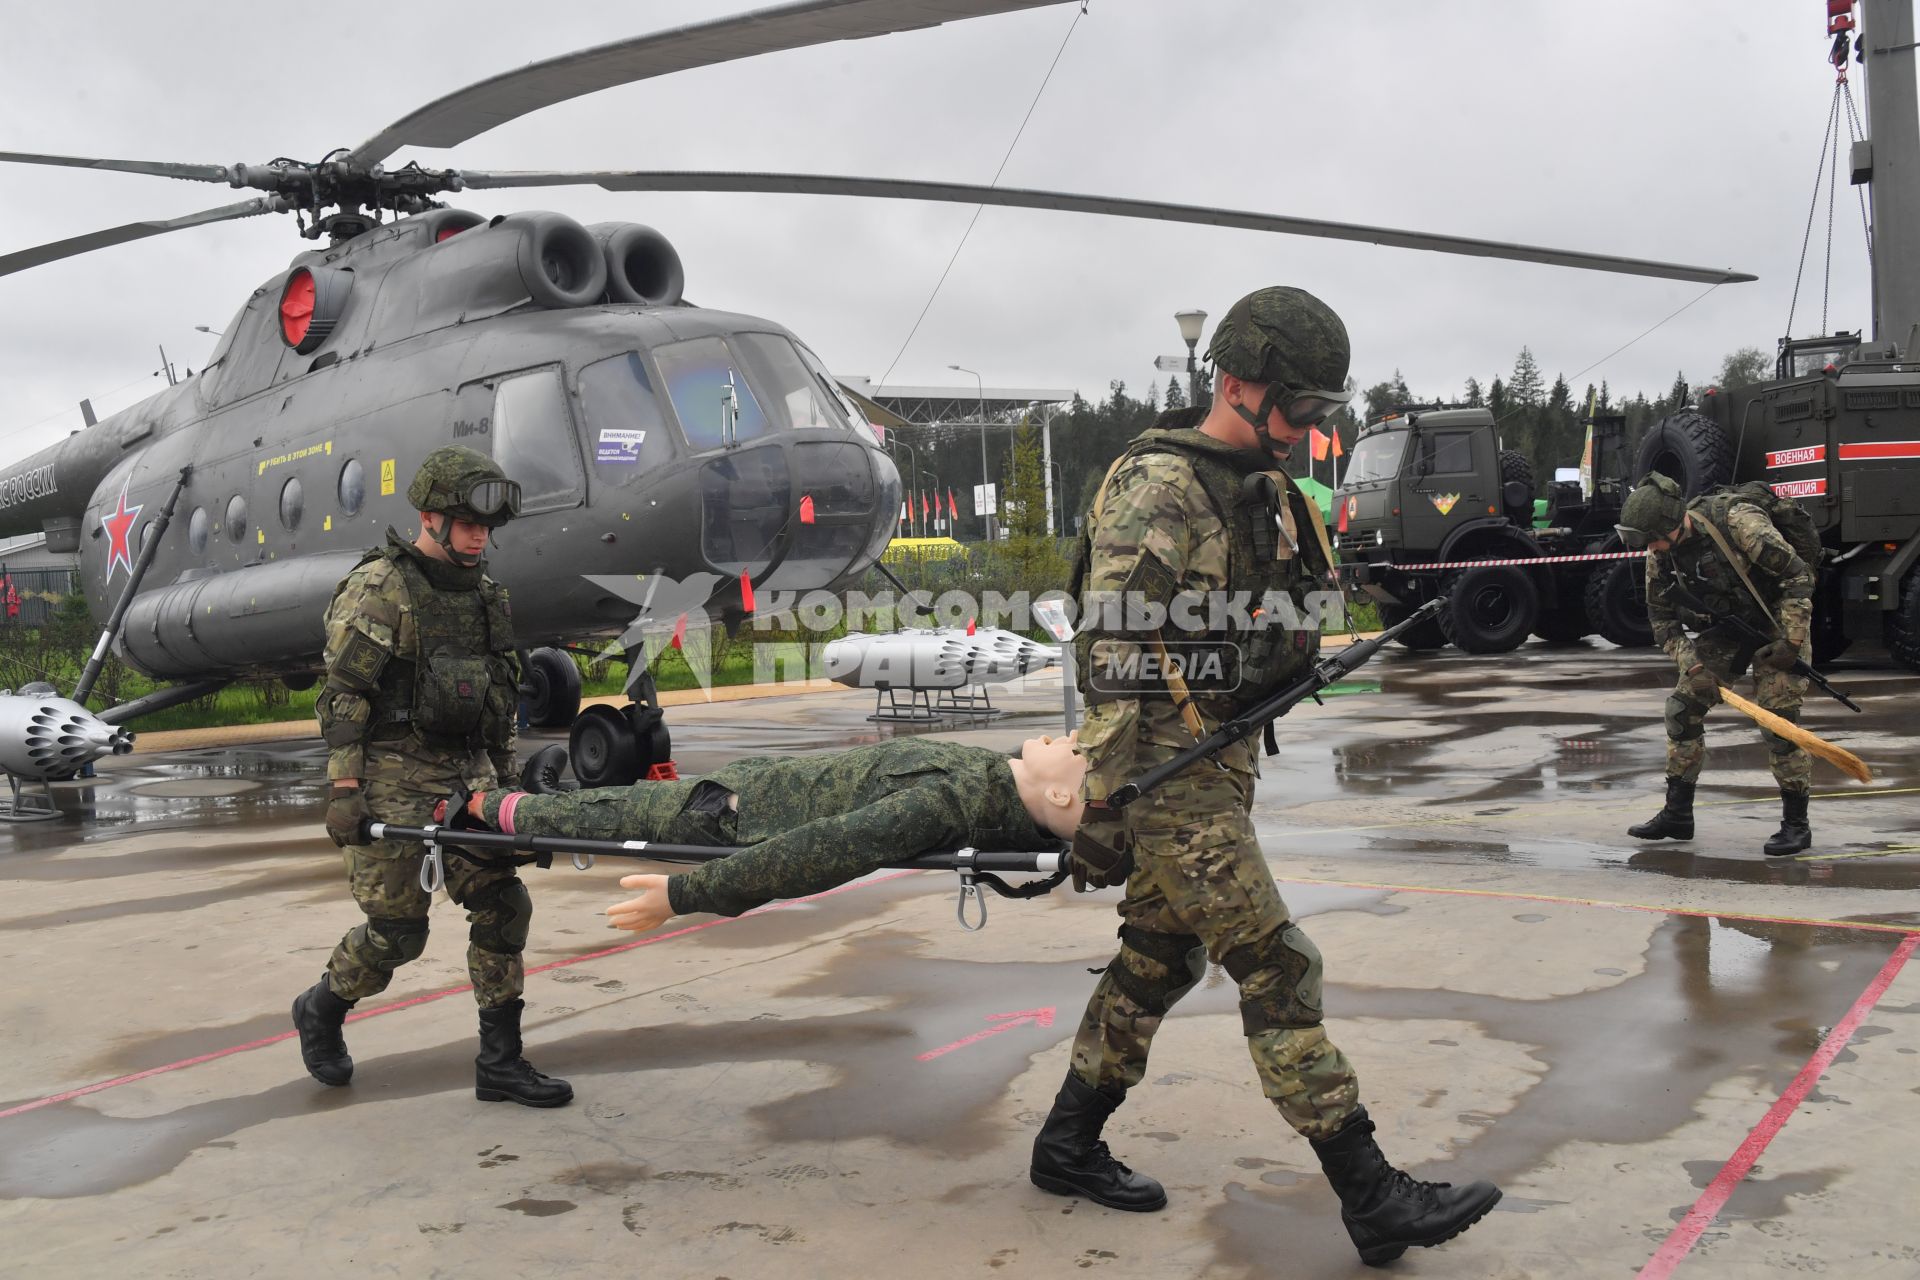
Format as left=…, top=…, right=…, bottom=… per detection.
left=1665, top=627, right=1811, bottom=792
left=326, top=778, right=528, bottom=1008
left=1069, top=757, right=1360, bottom=1141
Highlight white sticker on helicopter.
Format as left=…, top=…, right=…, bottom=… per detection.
left=596, top=429, right=646, bottom=463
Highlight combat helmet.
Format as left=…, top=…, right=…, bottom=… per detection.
left=1615, top=472, right=1687, bottom=549
left=1204, top=286, right=1354, bottom=458
left=408, top=445, right=521, bottom=566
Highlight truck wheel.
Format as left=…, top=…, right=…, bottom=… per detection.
left=1634, top=409, right=1734, bottom=497
left=1439, top=565, right=1539, bottom=653
left=1382, top=603, right=1448, bottom=651
left=1533, top=596, right=1593, bottom=644
left=524, top=647, right=584, bottom=727
left=1585, top=558, right=1655, bottom=648
left=1499, top=450, right=1535, bottom=521
left=1886, top=565, right=1920, bottom=674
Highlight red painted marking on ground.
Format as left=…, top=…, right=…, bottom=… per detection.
left=916, top=1007, right=1056, bottom=1062
left=0, top=870, right=921, bottom=1123
left=1636, top=932, right=1918, bottom=1280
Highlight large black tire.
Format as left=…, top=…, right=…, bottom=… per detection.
left=569, top=705, right=640, bottom=788
left=1500, top=449, right=1535, bottom=491
left=1438, top=564, right=1539, bottom=653
left=1499, top=450, right=1535, bottom=521
left=524, top=647, right=583, bottom=728
left=1382, top=602, right=1448, bottom=652
left=1634, top=409, right=1734, bottom=497
left=1533, top=586, right=1593, bottom=644
left=1886, top=565, right=1920, bottom=673
left=1585, top=556, right=1655, bottom=648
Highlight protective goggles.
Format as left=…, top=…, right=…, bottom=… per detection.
left=460, top=478, right=523, bottom=519
left=1274, top=386, right=1353, bottom=430
left=1613, top=523, right=1652, bottom=550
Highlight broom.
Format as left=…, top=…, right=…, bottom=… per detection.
left=1717, top=686, right=1874, bottom=783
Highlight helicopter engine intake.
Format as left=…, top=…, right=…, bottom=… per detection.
left=587, top=222, right=685, bottom=307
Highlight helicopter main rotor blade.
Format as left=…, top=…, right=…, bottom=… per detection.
left=0, top=150, right=235, bottom=184
left=0, top=197, right=285, bottom=279
left=348, top=0, right=1067, bottom=166
left=453, top=169, right=1757, bottom=285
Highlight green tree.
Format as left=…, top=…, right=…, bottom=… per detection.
left=1361, top=370, right=1412, bottom=420
left=1715, top=346, right=1770, bottom=391
left=1509, top=346, right=1545, bottom=406
left=1463, top=376, right=1484, bottom=407
left=1165, top=375, right=1186, bottom=410
left=1488, top=376, right=1507, bottom=421
left=1004, top=421, right=1050, bottom=541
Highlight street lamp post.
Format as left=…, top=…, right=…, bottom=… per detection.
left=948, top=363, right=990, bottom=542
left=1174, top=309, right=1208, bottom=406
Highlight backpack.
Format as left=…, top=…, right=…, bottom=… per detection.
left=1695, top=481, right=1823, bottom=573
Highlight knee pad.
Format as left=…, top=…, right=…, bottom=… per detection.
left=1224, top=923, right=1325, bottom=1034
left=364, top=915, right=430, bottom=970
left=467, top=878, right=533, bottom=954
left=1105, top=925, right=1206, bottom=1016
left=1665, top=694, right=1707, bottom=741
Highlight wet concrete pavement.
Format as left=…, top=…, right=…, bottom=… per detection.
left=3, top=639, right=1917, bottom=1278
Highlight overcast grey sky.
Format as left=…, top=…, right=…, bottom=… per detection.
left=0, top=0, right=1888, bottom=468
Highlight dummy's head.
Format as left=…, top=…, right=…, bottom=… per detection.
left=1009, top=732, right=1087, bottom=839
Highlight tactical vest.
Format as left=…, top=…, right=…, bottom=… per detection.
left=1661, top=493, right=1799, bottom=632
left=359, top=539, right=518, bottom=752
left=1068, top=428, right=1332, bottom=709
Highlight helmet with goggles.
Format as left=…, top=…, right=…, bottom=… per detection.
left=1614, top=472, right=1687, bottom=550
left=1204, top=287, right=1354, bottom=448
left=407, top=446, right=522, bottom=529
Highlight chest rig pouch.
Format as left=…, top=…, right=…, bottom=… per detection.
left=1665, top=506, right=1775, bottom=634
left=376, top=543, right=519, bottom=750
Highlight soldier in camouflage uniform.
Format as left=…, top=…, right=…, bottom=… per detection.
left=1617, top=472, right=1817, bottom=856
left=291, top=445, right=573, bottom=1108
left=443, top=734, right=1084, bottom=932
left=1034, top=288, right=1500, bottom=1266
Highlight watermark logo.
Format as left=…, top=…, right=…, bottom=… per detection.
left=1087, top=641, right=1239, bottom=696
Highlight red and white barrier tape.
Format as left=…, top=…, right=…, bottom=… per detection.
left=1341, top=548, right=1647, bottom=572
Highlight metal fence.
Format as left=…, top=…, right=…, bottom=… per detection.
left=0, top=567, right=82, bottom=628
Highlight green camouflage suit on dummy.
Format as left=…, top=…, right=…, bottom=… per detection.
left=292, top=446, right=570, bottom=1107
left=1621, top=471, right=1817, bottom=855
left=1032, top=288, right=1500, bottom=1267
left=475, top=739, right=1052, bottom=915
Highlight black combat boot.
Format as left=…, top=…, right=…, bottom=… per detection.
left=1029, top=1071, right=1167, bottom=1211
left=1763, top=788, right=1812, bottom=857
left=1310, top=1106, right=1502, bottom=1267
left=1628, top=776, right=1696, bottom=841
left=291, top=976, right=355, bottom=1087
left=475, top=999, right=574, bottom=1107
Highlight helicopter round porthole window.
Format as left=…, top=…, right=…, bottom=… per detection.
left=226, top=495, right=248, bottom=544
left=338, top=459, right=365, bottom=516
left=280, top=477, right=304, bottom=531
left=188, top=506, right=209, bottom=554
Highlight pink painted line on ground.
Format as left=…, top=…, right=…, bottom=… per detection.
left=915, top=1007, right=1055, bottom=1062
left=1636, top=931, right=1919, bottom=1280
left=0, top=869, right=920, bottom=1123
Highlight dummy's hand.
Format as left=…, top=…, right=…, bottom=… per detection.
left=324, top=784, right=372, bottom=848
left=1680, top=663, right=1720, bottom=700
left=606, top=874, right=674, bottom=933
left=1752, top=639, right=1800, bottom=673
left=1067, top=803, right=1133, bottom=892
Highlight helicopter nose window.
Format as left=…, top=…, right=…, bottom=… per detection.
left=188, top=507, right=209, bottom=554
left=279, top=477, right=304, bottom=530
left=655, top=337, right=769, bottom=450
left=338, top=459, right=366, bottom=516
left=737, top=333, right=854, bottom=432
left=226, top=495, right=248, bottom=544
left=491, top=367, right=586, bottom=512
left=578, top=351, right=673, bottom=486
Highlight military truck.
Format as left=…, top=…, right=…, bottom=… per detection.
left=1634, top=331, right=1920, bottom=670
left=1332, top=405, right=1649, bottom=653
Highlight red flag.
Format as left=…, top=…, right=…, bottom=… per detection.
left=948, top=488, right=959, bottom=520
left=739, top=571, right=754, bottom=614
left=1331, top=429, right=1345, bottom=458
left=920, top=491, right=930, bottom=521
left=1337, top=495, right=1352, bottom=533
left=1309, top=427, right=1330, bottom=462
left=798, top=494, right=815, bottom=524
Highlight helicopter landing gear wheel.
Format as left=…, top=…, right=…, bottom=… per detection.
left=567, top=704, right=673, bottom=788
left=524, top=647, right=583, bottom=728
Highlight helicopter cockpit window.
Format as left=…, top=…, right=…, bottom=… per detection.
left=736, top=333, right=854, bottom=432
left=654, top=337, right=770, bottom=451
left=188, top=507, right=209, bottom=554
left=338, top=459, right=365, bottom=516
left=578, top=351, right=673, bottom=485
left=279, top=477, right=304, bottom=530
left=491, top=367, right=585, bottom=512
left=226, top=495, right=248, bottom=544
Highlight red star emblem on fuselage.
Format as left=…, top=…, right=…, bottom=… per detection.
left=101, top=486, right=144, bottom=582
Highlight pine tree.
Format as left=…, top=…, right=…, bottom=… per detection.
left=1509, top=347, right=1545, bottom=406
left=1165, top=375, right=1186, bottom=410
left=1488, top=377, right=1507, bottom=421
left=1463, top=377, right=1484, bottom=407
left=1005, top=422, right=1050, bottom=542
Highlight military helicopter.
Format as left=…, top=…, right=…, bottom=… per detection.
left=0, top=0, right=1753, bottom=792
